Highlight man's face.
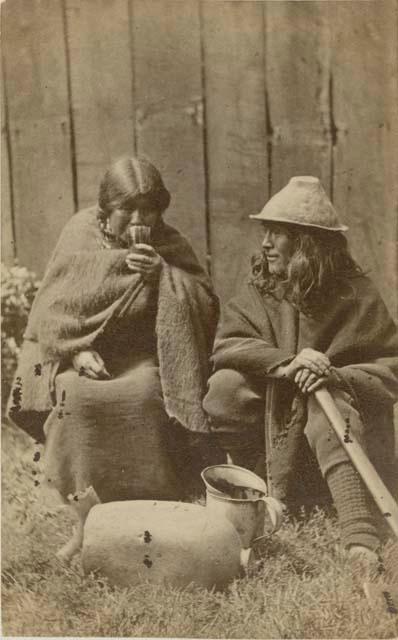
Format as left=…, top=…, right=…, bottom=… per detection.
left=261, top=222, right=293, bottom=276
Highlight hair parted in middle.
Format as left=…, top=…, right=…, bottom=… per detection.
left=251, top=223, right=363, bottom=316
left=97, top=156, right=171, bottom=221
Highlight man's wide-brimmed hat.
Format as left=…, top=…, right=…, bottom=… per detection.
left=250, top=176, right=348, bottom=232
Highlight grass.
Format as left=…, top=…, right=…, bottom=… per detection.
left=2, top=419, right=398, bottom=639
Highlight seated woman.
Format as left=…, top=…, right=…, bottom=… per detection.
left=203, top=176, right=398, bottom=560
left=9, top=156, right=219, bottom=503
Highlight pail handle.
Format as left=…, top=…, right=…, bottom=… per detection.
left=252, top=496, right=284, bottom=543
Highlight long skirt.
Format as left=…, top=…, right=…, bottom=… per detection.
left=43, top=354, right=183, bottom=503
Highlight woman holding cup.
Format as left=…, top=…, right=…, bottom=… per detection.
left=9, top=156, right=219, bottom=505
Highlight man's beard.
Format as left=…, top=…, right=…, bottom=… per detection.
left=261, top=252, right=287, bottom=279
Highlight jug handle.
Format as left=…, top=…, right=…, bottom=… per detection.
left=252, top=496, right=284, bottom=544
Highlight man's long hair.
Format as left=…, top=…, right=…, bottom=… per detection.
left=251, top=224, right=363, bottom=316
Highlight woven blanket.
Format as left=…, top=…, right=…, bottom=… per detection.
left=8, top=208, right=219, bottom=440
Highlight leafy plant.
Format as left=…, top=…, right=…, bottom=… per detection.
left=1, top=263, right=40, bottom=409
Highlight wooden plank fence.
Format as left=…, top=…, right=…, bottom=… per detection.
left=1, top=0, right=397, bottom=317
left=2, top=0, right=75, bottom=269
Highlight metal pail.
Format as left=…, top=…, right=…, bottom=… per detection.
left=201, top=465, right=284, bottom=548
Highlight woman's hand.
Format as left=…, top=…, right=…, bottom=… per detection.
left=72, top=350, right=111, bottom=380
left=125, top=244, right=162, bottom=282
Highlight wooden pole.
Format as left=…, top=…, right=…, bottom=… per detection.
left=315, top=387, right=398, bottom=540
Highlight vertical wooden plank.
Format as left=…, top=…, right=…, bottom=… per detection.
left=65, top=0, right=135, bottom=209
left=2, top=0, right=75, bottom=275
left=1, top=61, right=15, bottom=265
left=132, top=0, right=207, bottom=265
left=202, top=0, right=269, bottom=302
left=332, top=0, right=397, bottom=318
left=265, top=2, right=332, bottom=196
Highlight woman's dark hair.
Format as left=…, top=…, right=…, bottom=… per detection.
left=251, top=223, right=363, bottom=315
left=98, top=156, right=171, bottom=221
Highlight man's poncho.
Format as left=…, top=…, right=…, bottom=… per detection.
left=8, top=207, right=219, bottom=442
left=211, top=276, right=398, bottom=498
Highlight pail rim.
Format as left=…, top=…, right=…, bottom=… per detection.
left=201, top=464, right=268, bottom=500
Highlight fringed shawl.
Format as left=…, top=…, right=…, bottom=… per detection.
left=8, top=207, right=219, bottom=440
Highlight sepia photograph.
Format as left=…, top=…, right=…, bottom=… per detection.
left=1, top=0, right=398, bottom=638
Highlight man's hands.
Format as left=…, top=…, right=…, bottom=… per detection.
left=275, top=348, right=334, bottom=394
left=125, top=244, right=162, bottom=282
left=72, top=350, right=111, bottom=380
left=294, top=368, right=329, bottom=394
left=288, top=348, right=331, bottom=377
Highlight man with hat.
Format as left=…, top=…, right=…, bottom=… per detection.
left=203, top=176, right=398, bottom=560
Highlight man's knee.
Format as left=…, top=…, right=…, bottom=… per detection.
left=203, top=368, right=264, bottom=428
left=203, top=369, right=247, bottom=421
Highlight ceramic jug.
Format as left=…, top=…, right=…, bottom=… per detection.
left=81, top=500, right=247, bottom=590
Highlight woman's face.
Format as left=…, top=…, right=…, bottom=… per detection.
left=261, top=223, right=293, bottom=276
left=107, top=206, right=161, bottom=242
